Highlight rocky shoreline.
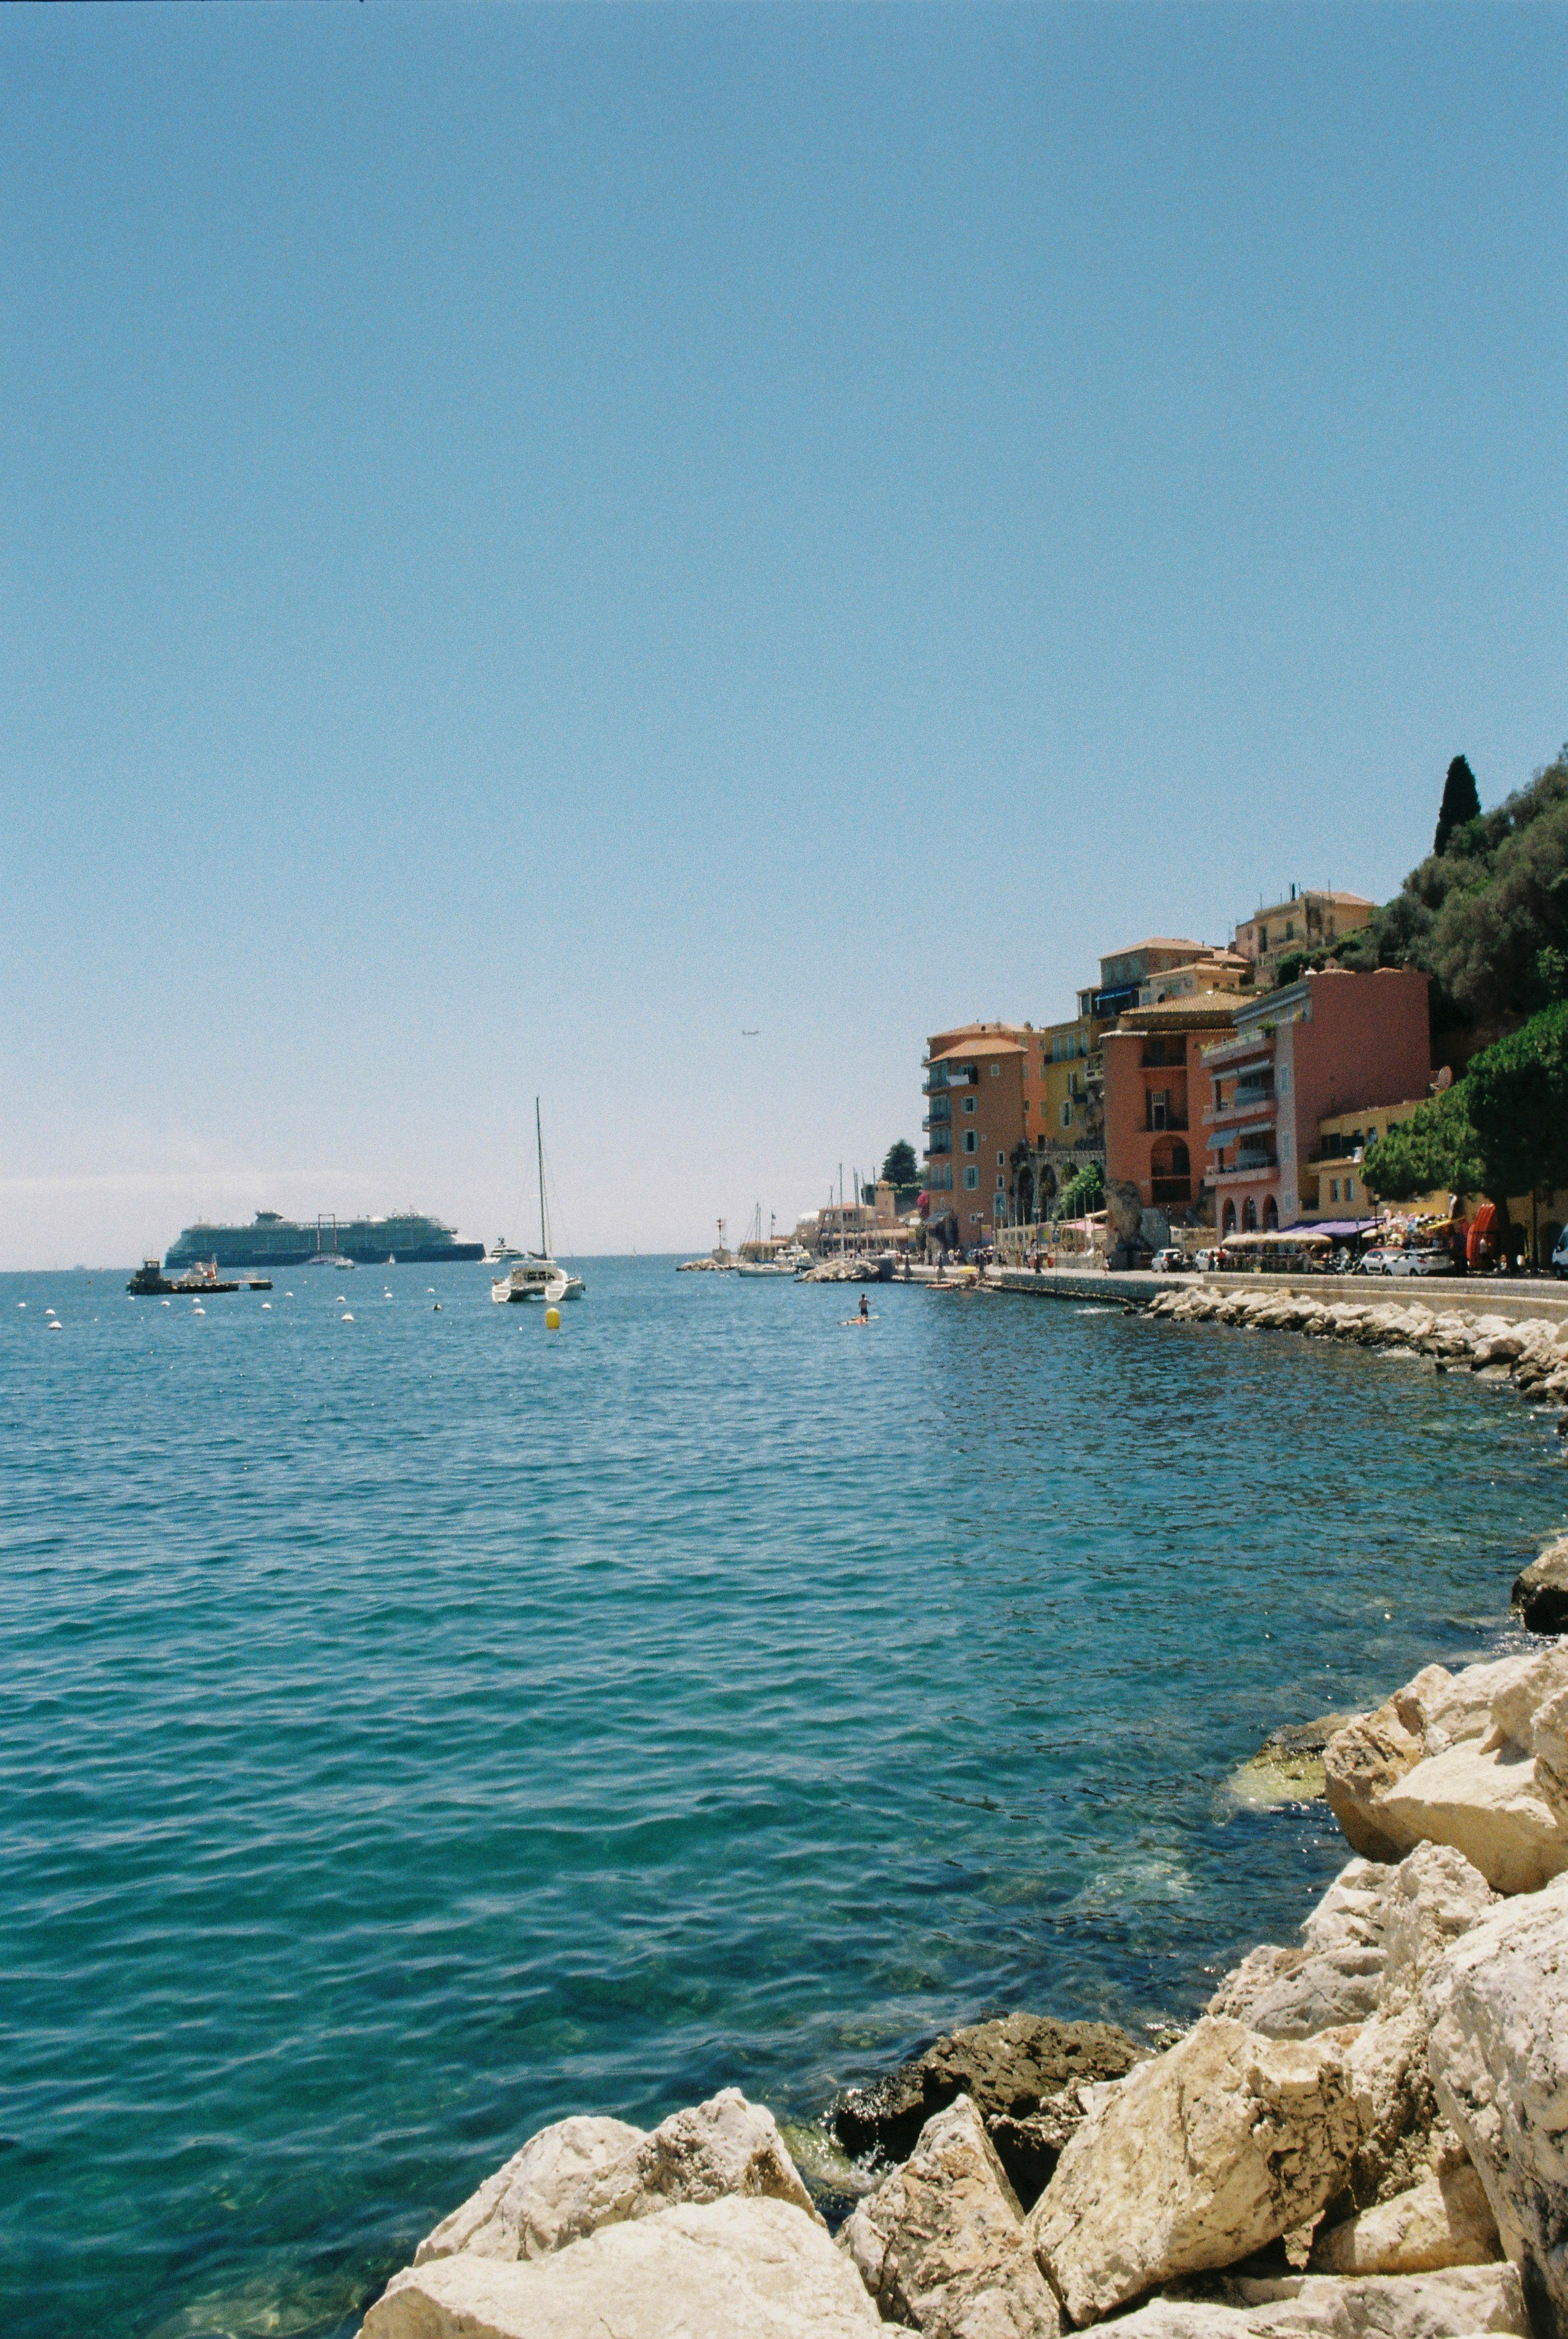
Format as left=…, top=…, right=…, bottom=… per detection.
left=349, top=1295, right=1568, bottom=2339
left=1138, top=1284, right=1568, bottom=1432
left=351, top=1516, right=1568, bottom=2339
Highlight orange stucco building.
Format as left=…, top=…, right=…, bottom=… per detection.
left=1102, top=992, right=1242, bottom=1220
left=922, top=1025, right=1028, bottom=1246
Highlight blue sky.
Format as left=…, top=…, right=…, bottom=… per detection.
left=4, top=2, right=1565, bottom=1264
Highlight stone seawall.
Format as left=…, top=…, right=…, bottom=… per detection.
left=989, top=1267, right=1568, bottom=1329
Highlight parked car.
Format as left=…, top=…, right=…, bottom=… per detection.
left=1553, top=1229, right=1568, bottom=1280
left=1358, top=1247, right=1403, bottom=1275
left=1191, top=1247, right=1223, bottom=1273
left=1150, top=1246, right=1193, bottom=1273
left=1385, top=1248, right=1456, bottom=1277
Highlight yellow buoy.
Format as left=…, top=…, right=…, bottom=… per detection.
left=545, top=1305, right=561, bottom=1331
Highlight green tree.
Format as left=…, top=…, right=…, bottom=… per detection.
left=1465, top=1002, right=1568, bottom=1199
left=1434, top=754, right=1482, bottom=856
left=1361, top=1085, right=1480, bottom=1204
left=880, top=1139, right=918, bottom=1188
left=1362, top=1003, right=1568, bottom=1207
left=1058, top=1160, right=1105, bottom=1217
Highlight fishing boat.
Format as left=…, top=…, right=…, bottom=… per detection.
left=491, top=1103, right=586, bottom=1305
left=172, top=1257, right=240, bottom=1294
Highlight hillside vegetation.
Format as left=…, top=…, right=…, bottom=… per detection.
left=1349, top=745, right=1568, bottom=1209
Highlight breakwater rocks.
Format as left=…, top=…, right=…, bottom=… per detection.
left=831, top=2012, right=1146, bottom=2208
left=1141, top=1286, right=1568, bottom=1429
left=355, top=1649, right=1568, bottom=2339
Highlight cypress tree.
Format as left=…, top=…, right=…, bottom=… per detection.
left=1433, top=754, right=1482, bottom=856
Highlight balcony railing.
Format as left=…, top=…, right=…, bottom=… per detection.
left=923, top=1105, right=950, bottom=1129
left=924, top=1133, right=952, bottom=1157
left=1203, top=1092, right=1276, bottom=1128
left=1201, top=1030, right=1274, bottom=1067
left=1146, top=1112, right=1190, bottom=1133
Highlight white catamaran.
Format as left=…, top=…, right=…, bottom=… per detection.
left=491, top=1103, right=586, bottom=1305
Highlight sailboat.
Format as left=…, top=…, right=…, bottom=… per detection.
left=305, top=1214, right=355, bottom=1269
left=491, top=1102, right=586, bottom=1304
left=733, top=1203, right=805, bottom=1276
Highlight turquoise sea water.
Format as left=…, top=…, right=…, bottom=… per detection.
left=2, top=1259, right=1563, bottom=2338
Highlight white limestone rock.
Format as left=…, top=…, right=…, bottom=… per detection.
left=1376, top=1741, right=1568, bottom=1895
left=1228, top=2262, right=1526, bottom=2336
left=415, top=2115, right=644, bottom=2263
left=1025, top=2018, right=1362, bottom=2325
left=1210, top=1861, right=1391, bottom=2037
left=1309, top=2162, right=1501, bottom=2276
left=413, top=2088, right=817, bottom=2269
left=1423, top=1871, right=1568, bottom=2338
left=1378, top=1845, right=1497, bottom=2012
left=1323, top=1656, right=1568, bottom=1891
left=627, top=2087, right=821, bottom=2223
left=1094, top=2264, right=1524, bottom=2339
left=362, top=2195, right=880, bottom=2339
left=1210, top=1846, right=1492, bottom=2042
left=1324, top=1708, right=1426, bottom=1861
left=843, top=2092, right=1060, bottom=2338
left=1340, top=2009, right=1450, bottom=2213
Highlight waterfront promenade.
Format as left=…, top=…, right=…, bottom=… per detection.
left=977, top=1264, right=1568, bottom=1325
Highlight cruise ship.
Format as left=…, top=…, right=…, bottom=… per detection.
left=164, top=1211, right=485, bottom=1270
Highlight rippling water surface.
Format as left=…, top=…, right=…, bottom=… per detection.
left=3, top=1259, right=1563, bottom=2336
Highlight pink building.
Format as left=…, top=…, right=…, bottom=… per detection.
left=1204, top=968, right=1431, bottom=1237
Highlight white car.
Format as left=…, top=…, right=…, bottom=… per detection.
left=1552, top=1230, right=1568, bottom=1280
left=1150, top=1247, right=1193, bottom=1273
left=1385, top=1248, right=1455, bottom=1277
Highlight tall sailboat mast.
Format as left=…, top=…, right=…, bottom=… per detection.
left=536, top=1097, right=549, bottom=1257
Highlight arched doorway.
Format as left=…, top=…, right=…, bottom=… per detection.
left=1263, top=1194, right=1280, bottom=1231
left=1222, top=1199, right=1236, bottom=1236
left=1150, top=1138, right=1191, bottom=1208
left=1243, top=1197, right=1259, bottom=1231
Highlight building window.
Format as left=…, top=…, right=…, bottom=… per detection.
left=1060, top=1100, right=1073, bottom=1129
left=1330, top=1179, right=1339, bottom=1203
left=964, top=1166, right=979, bottom=1189
left=991, top=1063, right=1000, bottom=1077
left=1279, top=1066, right=1290, bottom=1095
left=1281, top=1131, right=1291, bottom=1159
left=962, top=1131, right=977, bottom=1153
left=1346, top=1178, right=1355, bottom=1202
left=1151, top=1090, right=1168, bottom=1131
left=963, top=1097, right=976, bottom=1115
left=997, top=1152, right=1005, bottom=1167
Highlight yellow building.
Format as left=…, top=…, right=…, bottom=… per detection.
left=1232, top=888, right=1375, bottom=989
left=1302, top=1099, right=1433, bottom=1217
left=1013, top=1016, right=1107, bottom=1219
